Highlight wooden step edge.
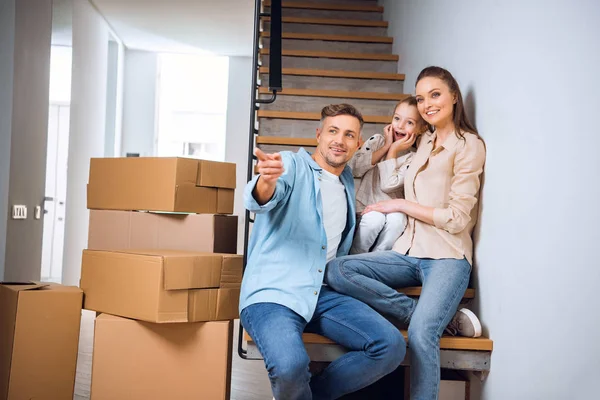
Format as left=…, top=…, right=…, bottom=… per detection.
left=258, top=110, right=389, bottom=124
left=263, top=16, right=388, bottom=28
left=263, top=1, right=384, bottom=13
left=260, top=67, right=406, bottom=81
left=403, top=287, right=476, bottom=299
left=257, top=136, right=317, bottom=147
left=259, top=87, right=408, bottom=101
left=261, top=31, right=393, bottom=44
left=245, top=331, right=493, bottom=351
left=261, top=48, right=399, bottom=61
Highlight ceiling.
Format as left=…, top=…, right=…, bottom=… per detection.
left=91, top=0, right=255, bottom=56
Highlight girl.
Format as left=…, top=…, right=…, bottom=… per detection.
left=348, top=97, right=427, bottom=254
left=326, top=66, right=486, bottom=400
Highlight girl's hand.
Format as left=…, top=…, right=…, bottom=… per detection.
left=389, top=132, right=417, bottom=155
left=362, top=199, right=404, bottom=215
left=383, top=125, right=394, bottom=149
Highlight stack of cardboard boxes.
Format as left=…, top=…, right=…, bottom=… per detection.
left=81, top=157, right=241, bottom=400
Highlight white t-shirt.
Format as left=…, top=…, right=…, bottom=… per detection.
left=319, top=169, right=348, bottom=262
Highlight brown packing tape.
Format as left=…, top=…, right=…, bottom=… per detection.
left=219, top=256, right=243, bottom=288
left=215, top=288, right=240, bottom=320
left=188, top=289, right=218, bottom=321
left=187, top=288, right=240, bottom=322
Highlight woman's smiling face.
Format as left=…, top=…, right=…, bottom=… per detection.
left=415, top=76, right=456, bottom=128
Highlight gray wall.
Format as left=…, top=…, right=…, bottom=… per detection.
left=382, top=1, right=600, bottom=399
left=62, top=0, right=109, bottom=286
left=0, top=0, right=16, bottom=280
left=121, top=49, right=158, bottom=157
left=225, top=56, right=252, bottom=254
left=3, top=0, right=53, bottom=281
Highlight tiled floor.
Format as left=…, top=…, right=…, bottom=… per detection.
left=74, top=310, right=273, bottom=400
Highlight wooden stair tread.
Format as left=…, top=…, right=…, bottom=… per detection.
left=259, top=87, right=408, bottom=101
left=258, top=110, right=389, bottom=124
left=260, top=67, right=405, bottom=81
left=257, top=136, right=317, bottom=147
left=264, top=1, right=384, bottom=13
left=245, top=330, right=492, bottom=351
left=261, top=31, right=393, bottom=44
left=261, top=48, right=398, bottom=61
left=263, top=16, right=388, bottom=28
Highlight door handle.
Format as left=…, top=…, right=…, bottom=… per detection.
left=44, top=196, right=54, bottom=202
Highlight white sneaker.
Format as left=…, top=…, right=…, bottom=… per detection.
left=445, top=308, right=482, bottom=337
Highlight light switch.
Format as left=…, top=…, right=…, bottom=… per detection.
left=12, top=205, right=27, bottom=220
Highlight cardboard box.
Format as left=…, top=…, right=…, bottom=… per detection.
left=88, top=210, right=238, bottom=254
left=91, top=314, right=232, bottom=400
left=87, top=157, right=236, bottom=213
left=197, top=159, right=236, bottom=189
left=0, top=282, right=83, bottom=400
left=80, top=250, right=242, bottom=323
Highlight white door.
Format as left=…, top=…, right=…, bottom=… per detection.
left=41, top=104, right=70, bottom=283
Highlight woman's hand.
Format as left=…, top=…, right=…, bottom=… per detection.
left=362, top=199, right=405, bottom=215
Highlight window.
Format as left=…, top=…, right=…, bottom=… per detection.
left=156, top=53, right=229, bottom=161
left=49, top=46, right=72, bottom=104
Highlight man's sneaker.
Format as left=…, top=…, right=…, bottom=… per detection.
left=445, top=308, right=482, bottom=337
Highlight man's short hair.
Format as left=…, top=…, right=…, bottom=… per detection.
left=320, top=104, right=364, bottom=129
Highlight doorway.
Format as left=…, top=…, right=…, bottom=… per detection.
left=41, top=103, right=70, bottom=283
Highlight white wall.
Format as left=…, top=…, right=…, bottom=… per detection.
left=381, top=1, right=600, bottom=399
left=225, top=56, right=252, bottom=254
left=0, top=0, right=15, bottom=280
left=62, top=0, right=109, bottom=286
left=121, top=49, right=158, bottom=157
left=104, top=39, right=119, bottom=157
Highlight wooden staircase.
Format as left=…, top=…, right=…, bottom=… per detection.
left=257, top=0, right=404, bottom=154
left=248, top=0, right=492, bottom=377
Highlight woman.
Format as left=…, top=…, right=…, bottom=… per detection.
left=325, top=66, right=486, bottom=400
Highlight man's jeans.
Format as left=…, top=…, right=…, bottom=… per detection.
left=325, top=252, right=471, bottom=400
left=240, top=286, right=406, bottom=400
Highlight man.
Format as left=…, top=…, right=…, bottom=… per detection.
left=240, top=104, right=406, bottom=400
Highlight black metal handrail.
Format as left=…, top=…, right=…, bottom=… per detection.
left=238, top=0, right=282, bottom=360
